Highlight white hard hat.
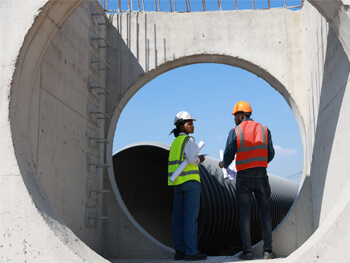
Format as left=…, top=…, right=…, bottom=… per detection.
left=174, top=111, right=196, bottom=125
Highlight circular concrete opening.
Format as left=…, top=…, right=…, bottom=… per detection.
left=109, top=63, right=304, bottom=255
left=113, top=64, right=303, bottom=184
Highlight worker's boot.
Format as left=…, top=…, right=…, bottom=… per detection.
left=238, top=251, right=253, bottom=260
left=263, top=250, right=275, bottom=259
left=174, top=250, right=185, bottom=260
left=184, top=252, right=207, bottom=261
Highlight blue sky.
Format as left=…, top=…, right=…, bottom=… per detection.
left=105, top=0, right=303, bottom=12
left=113, top=64, right=303, bottom=184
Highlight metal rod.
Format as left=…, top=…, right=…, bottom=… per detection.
left=102, top=0, right=303, bottom=12
left=89, top=138, right=110, bottom=144
left=90, top=189, right=111, bottom=194
left=91, top=12, right=108, bottom=25
left=90, top=111, right=111, bottom=119
left=90, top=86, right=110, bottom=95
left=169, top=0, right=172, bottom=12
left=88, top=216, right=109, bottom=220
left=91, top=60, right=110, bottom=71
left=89, top=163, right=110, bottom=168
left=285, top=5, right=302, bottom=9
left=91, top=37, right=110, bottom=48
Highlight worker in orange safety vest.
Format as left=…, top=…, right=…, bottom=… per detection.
left=219, top=101, right=275, bottom=260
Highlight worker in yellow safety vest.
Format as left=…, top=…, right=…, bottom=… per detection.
left=219, top=101, right=275, bottom=260
left=168, top=111, right=207, bottom=261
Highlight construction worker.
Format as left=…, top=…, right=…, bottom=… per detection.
left=219, top=101, right=275, bottom=260
left=168, top=111, right=207, bottom=261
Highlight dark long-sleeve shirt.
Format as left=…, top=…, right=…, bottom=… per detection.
left=222, top=118, right=275, bottom=169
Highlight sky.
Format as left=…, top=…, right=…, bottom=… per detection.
left=113, top=64, right=303, bottom=185
left=104, top=0, right=303, bottom=13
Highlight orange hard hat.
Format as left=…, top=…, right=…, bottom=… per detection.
left=231, top=101, right=253, bottom=115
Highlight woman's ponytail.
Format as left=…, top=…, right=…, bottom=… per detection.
left=170, top=120, right=185, bottom=137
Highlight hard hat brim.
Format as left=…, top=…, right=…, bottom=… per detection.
left=174, top=118, right=197, bottom=125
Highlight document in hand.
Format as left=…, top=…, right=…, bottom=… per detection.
left=219, top=150, right=237, bottom=180
left=169, top=141, right=205, bottom=182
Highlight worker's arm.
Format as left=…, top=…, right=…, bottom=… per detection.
left=267, top=128, right=275, bottom=163
left=222, top=129, right=237, bottom=168
left=184, top=137, right=202, bottom=164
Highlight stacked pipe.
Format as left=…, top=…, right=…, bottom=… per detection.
left=113, top=142, right=298, bottom=255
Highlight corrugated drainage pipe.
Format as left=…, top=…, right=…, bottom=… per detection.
left=113, top=142, right=299, bottom=256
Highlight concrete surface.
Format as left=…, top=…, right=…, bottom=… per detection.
left=105, top=7, right=306, bottom=259
left=1, top=0, right=350, bottom=262
left=110, top=254, right=282, bottom=262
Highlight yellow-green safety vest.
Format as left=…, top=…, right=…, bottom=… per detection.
left=168, top=135, right=200, bottom=186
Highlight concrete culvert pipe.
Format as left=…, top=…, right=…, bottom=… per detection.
left=113, top=142, right=299, bottom=256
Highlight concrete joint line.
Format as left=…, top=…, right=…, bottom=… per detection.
left=329, top=7, right=342, bottom=24
left=318, top=82, right=347, bottom=117
left=41, top=88, right=92, bottom=124
left=41, top=9, right=61, bottom=29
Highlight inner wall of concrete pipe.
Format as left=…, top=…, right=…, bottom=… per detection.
left=113, top=142, right=298, bottom=256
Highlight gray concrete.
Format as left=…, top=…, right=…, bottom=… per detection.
left=1, top=0, right=350, bottom=262
left=1, top=1, right=109, bottom=262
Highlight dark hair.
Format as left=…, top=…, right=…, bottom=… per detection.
left=170, top=119, right=187, bottom=137
left=236, top=111, right=252, bottom=118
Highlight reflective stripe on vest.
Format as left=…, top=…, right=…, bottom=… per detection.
left=235, top=121, right=268, bottom=171
left=168, top=135, right=200, bottom=186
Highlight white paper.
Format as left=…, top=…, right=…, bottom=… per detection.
left=197, top=141, right=205, bottom=151
left=169, top=141, right=205, bottom=182
left=219, top=150, right=237, bottom=180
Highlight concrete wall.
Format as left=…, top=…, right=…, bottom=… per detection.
left=1, top=0, right=350, bottom=261
left=282, top=1, right=350, bottom=261
left=302, top=1, right=350, bottom=229
left=1, top=0, right=109, bottom=262
left=104, top=8, right=307, bottom=259
left=34, top=0, right=108, bottom=250
left=255, top=2, right=350, bottom=257
left=105, top=9, right=306, bottom=120
left=308, top=0, right=350, bottom=59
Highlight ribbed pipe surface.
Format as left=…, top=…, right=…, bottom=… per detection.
left=113, top=142, right=298, bottom=255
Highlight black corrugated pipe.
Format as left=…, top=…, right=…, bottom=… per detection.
left=113, top=142, right=299, bottom=256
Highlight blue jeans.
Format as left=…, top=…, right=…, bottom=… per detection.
left=236, top=168, right=272, bottom=252
left=172, top=180, right=201, bottom=255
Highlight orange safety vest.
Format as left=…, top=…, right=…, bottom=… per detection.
left=234, top=120, right=268, bottom=171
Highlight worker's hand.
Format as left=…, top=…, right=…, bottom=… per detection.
left=199, top=155, right=205, bottom=163
left=219, top=161, right=223, bottom=168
